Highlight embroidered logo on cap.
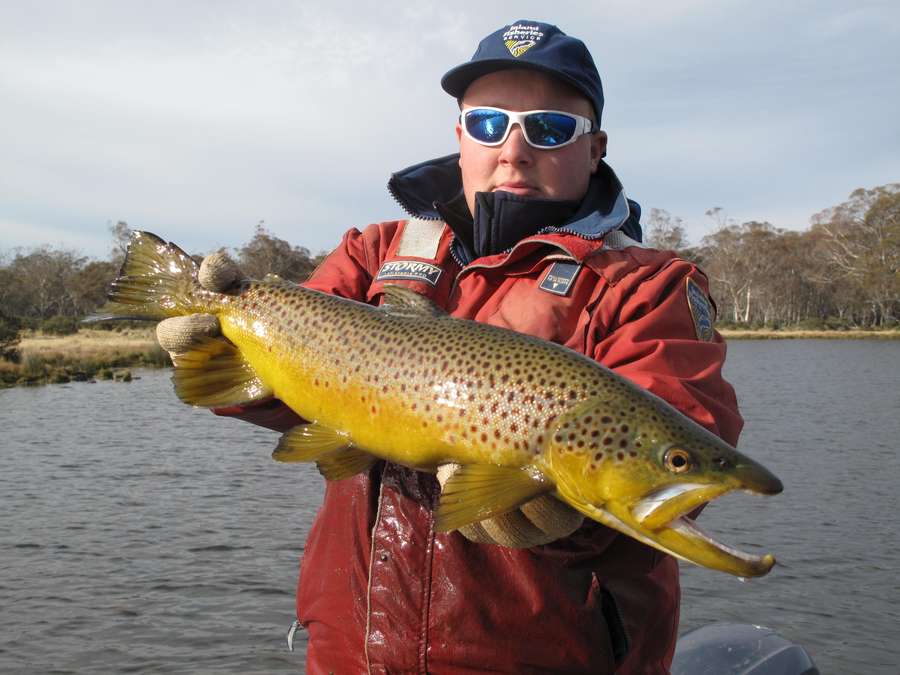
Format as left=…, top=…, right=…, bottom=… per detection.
left=502, top=24, right=544, bottom=57
left=540, top=261, right=581, bottom=296
left=376, top=259, right=443, bottom=286
left=686, top=278, right=715, bottom=341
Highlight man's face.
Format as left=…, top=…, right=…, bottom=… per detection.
left=456, top=69, right=608, bottom=217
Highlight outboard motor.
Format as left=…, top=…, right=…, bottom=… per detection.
left=671, top=623, right=819, bottom=675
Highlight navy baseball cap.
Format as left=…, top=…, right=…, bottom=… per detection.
left=441, top=20, right=604, bottom=124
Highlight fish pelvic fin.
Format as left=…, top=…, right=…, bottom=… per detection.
left=435, top=465, right=553, bottom=533
left=99, top=231, right=208, bottom=321
left=172, top=337, right=273, bottom=407
left=316, top=448, right=378, bottom=481
left=273, top=424, right=376, bottom=480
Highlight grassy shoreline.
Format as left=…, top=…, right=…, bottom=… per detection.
left=719, top=329, right=900, bottom=340
left=1, top=328, right=169, bottom=388
left=2, top=325, right=898, bottom=388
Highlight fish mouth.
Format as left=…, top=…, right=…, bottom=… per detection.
left=565, top=481, right=780, bottom=577
left=629, top=482, right=776, bottom=577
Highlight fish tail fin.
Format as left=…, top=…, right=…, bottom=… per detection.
left=93, top=231, right=211, bottom=321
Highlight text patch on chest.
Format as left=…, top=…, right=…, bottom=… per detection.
left=376, top=260, right=443, bottom=286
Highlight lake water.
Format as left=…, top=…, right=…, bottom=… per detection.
left=1, top=340, right=898, bottom=673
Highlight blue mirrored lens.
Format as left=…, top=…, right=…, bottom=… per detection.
left=524, top=112, right=577, bottom=147
left=465, top=109, right=510, bottom=144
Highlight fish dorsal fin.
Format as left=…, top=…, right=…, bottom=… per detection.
left=381, top=284, right=445, bottom=318
left=273, top=423, right=351, bottom=462
left=435, top=465, right=553, bottom=532
left=316, top=447, right=378, bottom=481
left=172, top=337, right=273, bottom=407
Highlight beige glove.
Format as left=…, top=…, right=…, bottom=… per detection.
left=155, top=251, right=244, bottom=361
left=436, top=463, right=583, bottom=548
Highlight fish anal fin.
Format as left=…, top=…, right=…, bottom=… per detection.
left=435, top=465, right=552, bottom=533
left=381, top=284, right=446, bottom=318
left=273, top=424, right=351, bottom=463
left=172, top=337, right=273, bottom=407
left=316, top=448, right=378, bottom=481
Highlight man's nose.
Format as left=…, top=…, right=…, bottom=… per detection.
left=498, top=124, right=534, bottom=165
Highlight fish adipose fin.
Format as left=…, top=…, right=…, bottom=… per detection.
left=92, top=231, right=204, bottom=321
left=273, top=424, right=376, bottom=480
left=173, top=337, right=273, bottom=407
left=381, top=285, right=446, bottom=318
left=435, top=465, right=553, bottom=532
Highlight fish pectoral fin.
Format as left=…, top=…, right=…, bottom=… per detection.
left=435, top=465, right=553, bottom=533
left=316, top=448, right=378, bottom=481
left=381, top=285, right=446, bottom=318
left=173, top=337, right=273, bottom=407
left=272, top=424, right=351, bottom=463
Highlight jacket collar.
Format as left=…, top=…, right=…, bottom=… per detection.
left=387, top=154, right=643, bottom=264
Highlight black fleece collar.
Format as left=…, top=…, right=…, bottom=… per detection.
left=387, top=154, right=643, bottom=264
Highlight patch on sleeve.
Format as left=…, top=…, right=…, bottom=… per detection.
left=375, top=259, right=443, bottom=286
left=539, top=261, right=581, bottom=296
left=686, top=278, right=715, bottom=341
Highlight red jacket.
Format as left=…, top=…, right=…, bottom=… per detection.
left=218, top=216, right=743, bottom=674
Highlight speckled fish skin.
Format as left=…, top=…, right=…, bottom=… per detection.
left=101, top=231, right=784, bottom=577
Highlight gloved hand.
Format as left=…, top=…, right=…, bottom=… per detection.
left=436, top=463, right=583, bottom=548
left=155, top=251, right=244, bottom=362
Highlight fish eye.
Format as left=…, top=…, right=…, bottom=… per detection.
left=664, top=448, right=692, bottom=474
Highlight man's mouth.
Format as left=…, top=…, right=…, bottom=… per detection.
left=494, top=182, right=539, bottom=196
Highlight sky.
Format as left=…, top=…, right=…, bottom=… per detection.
left=1, top=0, right=898, bottom=259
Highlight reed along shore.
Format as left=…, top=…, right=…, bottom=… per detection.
left=719, top=329, right=900, bottom=340
left=1, top=326, right=898, bottom=389
left=0, top=328, right=169, bottom=388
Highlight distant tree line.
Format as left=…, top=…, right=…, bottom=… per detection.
left=1, top=183, right=898, bottom=341
left=0, top=222, right=325, bottom=343
left=644, top=184, right=900, bottom=328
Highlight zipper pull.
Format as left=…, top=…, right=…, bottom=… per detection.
left=286, top=619, right=301, bottom=652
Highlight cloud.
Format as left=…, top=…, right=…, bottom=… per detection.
left=0, top=1, right=898, bottom=258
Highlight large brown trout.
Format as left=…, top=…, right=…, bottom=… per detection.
left=100, top=231, right=783, bottom=576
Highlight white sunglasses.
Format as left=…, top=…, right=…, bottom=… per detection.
left=460, top=106, right=596, bottom=149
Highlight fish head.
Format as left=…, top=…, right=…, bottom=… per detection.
left=545, top=395, right=783, bottom=577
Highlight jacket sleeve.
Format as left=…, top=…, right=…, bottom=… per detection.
left=212, top=222, right=401, bottom=430
left=591, top=255, right=743, bottom=445
left=540, top=252, right=742, bottom=561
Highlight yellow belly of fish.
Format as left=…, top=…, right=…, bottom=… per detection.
left=222, top=317, right=482, bottom=471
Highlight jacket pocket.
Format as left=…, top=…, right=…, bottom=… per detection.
left=595, top=574, right=630, bottom=666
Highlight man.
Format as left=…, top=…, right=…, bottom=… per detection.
left=158, top=20, right=742, bottom=674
